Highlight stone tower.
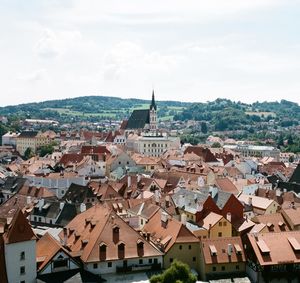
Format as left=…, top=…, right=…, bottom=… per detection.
left=149, top=90, right=157, bottom=132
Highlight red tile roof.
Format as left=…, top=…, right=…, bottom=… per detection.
left=202, top=236, right=246, bottom=264
left=60, top=204, right=162, bottom=263
left=248, top=231, right=300, bottom=266
left=3, top=209, right=36, bottom=244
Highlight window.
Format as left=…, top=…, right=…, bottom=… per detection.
left=154, top=258, right=158, bottom=264
left=189, top=245, right=192, bottom=250
left=34, top=216, right=37, bottom=222
left=38, top=217, right=42, bottom=222
left=20, top=251, right=25, bottom=261
left=20, top=266, right=25, bottom=275
left=236, top=265, right=240, bottom=270
left=53, top=259, right=68, bottom=268
left=108, top=262, right=112, bottom=268
left=223, top=222, right=227, bottom=226
left=193, top=257, right=196, bottom=262
left=221, top=266, right=225, bottom=271
left=139, top=259, right=143, bottom=264
left=170, top=258, right=173, bottom=263
left=179, top=245, right=182, bottom=250
left=141, top=219, right=143, bottom=225
left=219, top=222, right=222, bottom=226
left=20, top=281, right=25, bottom=283
left=148, top=258, right=153, bottom=264
left=212, top=266, right=216, bottom=272
left=93, top=263, right=98, bottom=269
left=218, top=232, right=222, bottom=237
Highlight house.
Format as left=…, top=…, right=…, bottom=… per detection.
left=59, top=204, right=163, bottom=276
left=0, top=209, right=37, bottom=283
left=127, top=202, right=160, bottom=230
left=16, top=131, right=52, bottom=156
left=0, top=176, right=27, bottom=202
left=200, top=236, right=246, bottom=281
left=29, top=199, right=82, bottom=227
left=36, top=233, right=80, bottom=280
left=238, top=194, right=280, bottom=216
left=247, top=231, right=300, bottom=282
left=143, top=209, right=200, bottom=272
left=281, top=206, right=300, bottom=230
left=198, top=212, right=232, bottom=240
left=252, top=213, right=290, bottom=233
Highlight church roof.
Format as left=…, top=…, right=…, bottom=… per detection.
left=126, top=109, right=150, bottom=129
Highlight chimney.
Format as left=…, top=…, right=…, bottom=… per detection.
left=127, top=175, right=131, bottom=188
left=178, top=194, right=185, bottom=208
left=26, top=196, right=32, bottom=205
left=181, top=213, right=187, bottom=226
left=137, top=174, right=141, bottom=183
left=248, top=197, right=253, bottom=206
left=165, top=195, right=170, bottom=208
left=227, top=244, right=233, bottom=256
left=38, top=199, right=45, bottom=211
left=63, top=227, right=68, bottom=246
left=146, top=232, right=151, bottom=241
left=226, top=212, right=232, bottom=223
left=80, top=203, right=86, bottom=213
left=161, top=211, right=168, bottom=227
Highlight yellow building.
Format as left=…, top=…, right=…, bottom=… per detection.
left=16, top=131, right=52, bottom=156
left=200, top=237, right=247, bottom=281
left=143, top=210, right=201, bottom=272
left=201, top=212, right=232, bottom=239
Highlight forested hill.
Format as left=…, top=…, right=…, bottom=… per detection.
left=0, top=96, right=299, bottom=129
left=0, top=96, right=190, bottom=122
left=174, top=99, right=300, bottom=130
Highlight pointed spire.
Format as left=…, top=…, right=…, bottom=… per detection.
left=150, top=89, right=157, bottom=110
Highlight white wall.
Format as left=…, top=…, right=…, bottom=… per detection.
left=40, top=250, right=79, bottom=274
left=85, top=256, right=163, bottom=275
left=5, top=240, right=36, bottom=283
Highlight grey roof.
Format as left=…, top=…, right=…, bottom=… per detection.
left=18, top=131, right=39, bottom=138
left=126, top=109, right=149, bottom=129
left=289, top=164, right=300, bottom=184
left=56, top=203, right=78, bottom=227
left=62, top=183, right=95, bottom=203
left=172, top=187, right=232, bottom=210
left=0, top=177, right=27, bottom=194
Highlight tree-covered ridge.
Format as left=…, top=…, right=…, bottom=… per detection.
left=0, top=96, right=189, bottom=122
left=174, top=98, right=300, bottom=130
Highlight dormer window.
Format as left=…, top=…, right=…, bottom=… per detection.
left=99, top=243, right=107, bottom=261
left=118, top=243, right=125, bottom=259
left=137, top=240, right=144, bottom=257
left=113, top=226, right=120, bottom=243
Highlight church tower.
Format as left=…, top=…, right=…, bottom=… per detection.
left=149, top=90, right=157, bottom=132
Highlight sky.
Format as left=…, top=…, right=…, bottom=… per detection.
left=1, top=0, right=300, bottom=106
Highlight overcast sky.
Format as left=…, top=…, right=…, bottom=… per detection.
left=1, top=0, right=300, bottom=106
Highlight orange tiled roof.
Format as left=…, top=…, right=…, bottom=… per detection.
left=143, top=209, right=199, bottom=252
left=59, top=204, right=162, bottom=263
left=248, top=231, right=300, bottom=266
left=202, top=236, right=246, bottom=264
left=36, top=232, right=75, bottom=271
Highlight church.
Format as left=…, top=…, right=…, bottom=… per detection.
left=122, top=90, right=158, bottom=132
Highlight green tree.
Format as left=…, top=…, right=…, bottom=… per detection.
left=24, top=147, right=34, bottom=160
left=150, top=260, right=197, bottom=283
left=211, top=142, right=222, bottom=148
left=200, top=122, right=208, bottom=134
left=38, top=144, right=55, bottom=157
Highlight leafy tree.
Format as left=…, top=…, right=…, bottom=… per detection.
left=24, top=147, right=34, bottom=160
left=38, top=143, right=56, bottom=157
left=211, top=142, right=222, bottom=148
left=150, top=260, right=197, bottom=283
left=200, top=122, right=208, bottom=134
